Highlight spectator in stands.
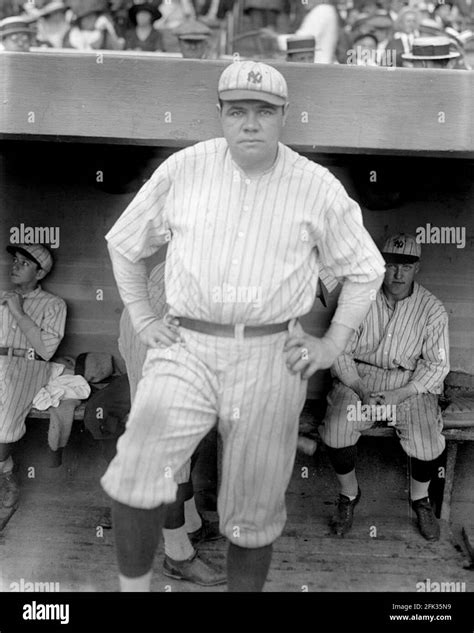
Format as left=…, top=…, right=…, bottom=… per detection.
left=286, top=34, right=316, bottom=61
left=63, top=0, right=124, bottom=49
left=347, top=30, right=379, bottom=63
left=243, top=0, right=287, bottom=30
left=385, top=6, right=421, bottom=65
left=174, top=16, right=211, bottom=57
left=36, top=1, right=70, bottom=48
left=124, top=2, right=164, bottom=51
left=401, top=34, right=461, bottom=66
left=364, top=10, right=393, bottom=53
left=108, top=0, right=132, bottom=37
left=0, top=15, right=34, bottom=51
left=432, top=0, right=455, bottom=28
left=295, top=0, right=340, bottom=63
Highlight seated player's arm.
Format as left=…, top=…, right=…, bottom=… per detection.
left=1, top=293, right=66, bottom=360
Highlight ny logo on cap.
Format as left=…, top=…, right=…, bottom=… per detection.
left=247, top=71, right=262, bottom=84
left=393, top=239, right=405, bottom=248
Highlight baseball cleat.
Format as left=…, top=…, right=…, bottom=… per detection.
left=411, top=497, right=440, bottom=541
left=188, top=518, right=223, bottom=547
left=163, top=551, right=227, bottom=586
left=330, top=487, right=361, bottom=537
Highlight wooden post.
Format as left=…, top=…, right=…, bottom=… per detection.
left=440, top=441, right=458, bottom=522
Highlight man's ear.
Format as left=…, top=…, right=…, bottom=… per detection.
left=36, top=268, right=47, bottom=281
left=414, top=261, right=420, bottom=275
left=282, top=102, right=289, bottom=126
left=216, top=102, right=222, bottom=116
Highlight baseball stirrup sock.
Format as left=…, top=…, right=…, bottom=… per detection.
left=326, top=445, right=357, bottom=475
left=112, top=500, right=165, bottom=577
left=409, top=457, right=437, bottom=483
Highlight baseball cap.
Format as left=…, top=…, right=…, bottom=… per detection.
left=218, top=61, right=288, bottom=107
left=6, top=243, right=54, bottom=274
left=381, top=233, right=421, bottom=264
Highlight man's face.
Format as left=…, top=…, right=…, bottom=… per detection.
left=401, top=12, right=417, bottom=33
left=179, top=39, right=208, bottom=59
left=10, top=252, right=42, bottom=286
left=218, top=99, right=287, bottom=167
left=410, top=58, right=454, bottom=68
left=80, top=14, right=99, bottom=31
left=3, top=32, right=31, bottom=51
left=383, top=261, right=419, bottom=299
left=136, top=10, right=152, bottom=27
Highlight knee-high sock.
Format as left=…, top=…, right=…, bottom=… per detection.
left=227, top=542, right=273, bottom=592
left=184, top=497, right=202, bottom=533
left=112, top=500, right=166, bottom=583
left=409, top=457, right=437, bottom=501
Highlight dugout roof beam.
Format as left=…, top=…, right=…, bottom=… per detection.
left=0, top=51, right=473, bottom=157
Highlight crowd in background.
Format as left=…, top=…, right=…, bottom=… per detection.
left=0, top=0, right=472, bottom=67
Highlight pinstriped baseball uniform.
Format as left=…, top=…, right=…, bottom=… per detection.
left=0, top=286, right=66, bottom=443
left=118, top=262, right=191, bottom=485
left=321, top=282, right=450, bottom=460
left=101, top=137, right=385, bottom=547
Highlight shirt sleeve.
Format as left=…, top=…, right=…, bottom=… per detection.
left=410, top=306, right=450, bottom=394
left=331, top=327, right=363, bottom=386
left=20, top=297, right=67, bottom=361
left=105, top=153, right=178, bottom=263
left=317, top=177, right=386, bottom=284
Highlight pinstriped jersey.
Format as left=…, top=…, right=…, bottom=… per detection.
left=118, top=262, right=166, bottom=398
left=0, top=286, right=66, bottom=361
left=106, top=137, right=385, bottom=325
left=333, top=282, right=450, bottom=394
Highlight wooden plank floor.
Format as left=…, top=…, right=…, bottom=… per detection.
left=0, top=423, right=472, bottom=593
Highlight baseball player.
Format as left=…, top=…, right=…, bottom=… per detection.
left=0, top=243, right=67, bottom=509
left=118, top=260, right=225, bottom=586
left=321, top=233, right=449, bottom=541
left=102, top=60, right=385, bottom=592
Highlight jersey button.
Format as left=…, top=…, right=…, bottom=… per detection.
left=232, top=259, right=238, bottom=266
left=245, top=179, right=251, bottom=185
left=238, top=231, right=244, bottom=238
left=243, top=205, right=249, bottom=212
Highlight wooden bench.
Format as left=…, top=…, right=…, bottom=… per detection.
left=360, top=424, right=474, bottom=522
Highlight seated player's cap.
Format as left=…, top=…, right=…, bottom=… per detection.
left=218, top=61, right=288, bottom=107
left=6, top=243, right=54, bottom=274
left=381, top=233, right=421, bottom=264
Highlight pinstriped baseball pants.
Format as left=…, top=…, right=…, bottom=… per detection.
left=320, top=364, right=445, bottom=461
left=101, top=320, right=307, bottom=548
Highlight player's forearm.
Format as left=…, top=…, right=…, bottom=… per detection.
left=108, top=245, right=158, bottom=334
left=14, top=314, right=50, bottom=359
left=331, top=275, right=384, bottom=331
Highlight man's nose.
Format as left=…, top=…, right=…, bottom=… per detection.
left=243, top=113, right=260, bottom=130
left=394, top=267, right=403, bottom=279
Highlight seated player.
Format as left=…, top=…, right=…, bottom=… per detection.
left=0, top=243, right=66, bottom=510
left=321, top=233, right=449, bottom=541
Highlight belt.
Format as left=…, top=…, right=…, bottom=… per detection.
left=178, top=317, right=290, bottom=338
left=0, top=347, right=43, bottom=360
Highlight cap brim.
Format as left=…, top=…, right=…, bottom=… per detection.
left=6, top=245, right=42, bottom=269
left=402, top=52, right=460, bottom=59
left=383, top=252, right=419, bottom=264
left=219, top=89, right=286, bottom=106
